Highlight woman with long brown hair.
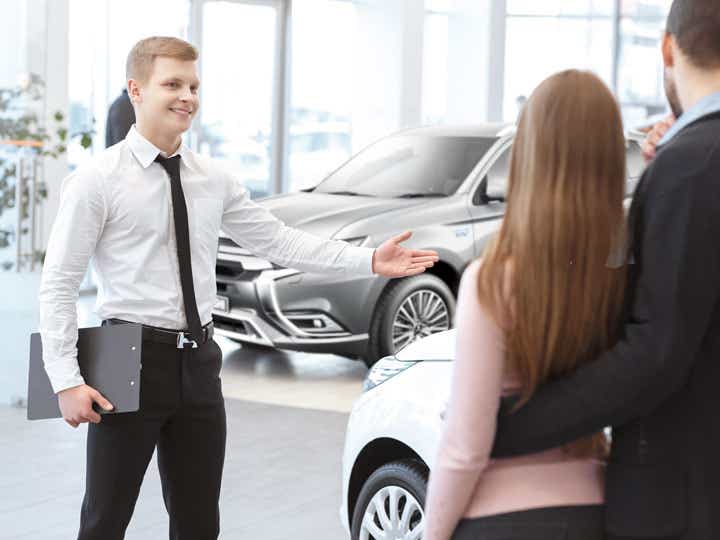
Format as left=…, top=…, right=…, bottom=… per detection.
left=423, top=69, right=628, bottom=540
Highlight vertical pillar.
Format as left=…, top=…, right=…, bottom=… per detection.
left=399, top=0, right=425, bottom=129
left=26, top=0, right=70, bottom=250
left=446, top=0, right=506, bottom=123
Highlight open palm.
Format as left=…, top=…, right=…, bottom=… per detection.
left=372, top=231, right=439, bottom=278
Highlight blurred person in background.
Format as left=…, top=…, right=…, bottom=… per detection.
left=105, top=88, right=135, bottom=147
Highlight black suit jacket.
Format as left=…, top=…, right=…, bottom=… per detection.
left=491, top=111, right=720, bottom=539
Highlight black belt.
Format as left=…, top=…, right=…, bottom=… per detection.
left=102, top=318, right=214, bottom=349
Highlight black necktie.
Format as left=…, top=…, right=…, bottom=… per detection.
left=155, top=154, right=203, bottom=341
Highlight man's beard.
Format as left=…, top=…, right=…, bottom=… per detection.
left=664, top=68, right=684, bottom=118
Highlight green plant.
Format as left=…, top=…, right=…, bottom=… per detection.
left=0, top=73, right=94, bottom=269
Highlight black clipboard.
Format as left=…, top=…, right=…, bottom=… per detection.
left=27, top=324, right=143, bottom=420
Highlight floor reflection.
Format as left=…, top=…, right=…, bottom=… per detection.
left=217, top=337, right=368, bottom=413
left=78, top=294, right=367, bottom=413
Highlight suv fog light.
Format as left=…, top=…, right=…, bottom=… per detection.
left=363, top=356, right=419, bottom=392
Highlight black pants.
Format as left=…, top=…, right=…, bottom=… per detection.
left=452, top=505, right=605, bottom=540
left=77, top=332, right=226, bottom=540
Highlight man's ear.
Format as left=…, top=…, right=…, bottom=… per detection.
left=128, top=79, right=142, bottom=104
left=661, top=32, right=675, bottom=69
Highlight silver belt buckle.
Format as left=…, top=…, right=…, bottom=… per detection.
left=177, top=332, right=198, bottom=349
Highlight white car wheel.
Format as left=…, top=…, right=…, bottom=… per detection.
left=360, top=485, right=424, bottom=540
left=351, top=460, right=428, bottom=540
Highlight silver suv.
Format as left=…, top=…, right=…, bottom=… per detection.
left=212, top=124, right=644, bottom=366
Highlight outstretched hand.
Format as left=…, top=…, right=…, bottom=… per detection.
left=372, top=231, right=439, bottom=278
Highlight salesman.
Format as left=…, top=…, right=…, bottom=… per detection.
left=38, top=36, right=438, bottom=540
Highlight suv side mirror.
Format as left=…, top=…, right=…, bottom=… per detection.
left=473, top=176, right=506, bottom=205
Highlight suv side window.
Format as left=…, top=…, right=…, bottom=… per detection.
left=473, top=144, right=511, bottom=205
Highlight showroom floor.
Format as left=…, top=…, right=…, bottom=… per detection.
left=0, top=295, right=368, bottom=540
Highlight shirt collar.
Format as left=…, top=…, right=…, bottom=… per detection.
left=125, top=125, right=197, bottom=173
left=658, top=91, right=720, bottom=147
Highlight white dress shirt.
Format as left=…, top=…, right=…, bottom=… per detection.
left=39, top=126, right=374, bottom=393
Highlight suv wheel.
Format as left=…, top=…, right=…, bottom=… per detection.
left=366, top=274, right=455, bottom=367
left=350, top=460, right=428, bottom=540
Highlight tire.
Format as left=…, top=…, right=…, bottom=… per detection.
left=351, top=459, right=428, bottom=540
left=366, top=274, right=455, bottom=367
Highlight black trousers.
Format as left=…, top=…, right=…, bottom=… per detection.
left=77, top=332, right=226, bottom=540
left=452, top=505, right=605, bottom=540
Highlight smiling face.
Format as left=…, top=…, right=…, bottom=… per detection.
left=129, top=56, right=200, bottom=149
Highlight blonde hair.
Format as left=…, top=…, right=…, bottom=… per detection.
left=126, top=36, right=198, bottom=83
left=478, top=70, right=627, bottom=457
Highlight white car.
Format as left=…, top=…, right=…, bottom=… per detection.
left=340, top=329, right=457, bottom=539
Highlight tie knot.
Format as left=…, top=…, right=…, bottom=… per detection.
left=154, top=154, right=181, bottom=175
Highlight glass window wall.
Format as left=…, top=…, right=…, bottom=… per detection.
left=617, top=0, right=673, bottom=127
left=287, top=0, right=355, bottom=192
left=505, top=0, right=673, bottom=128
left=198, top=1, right=276, bottom=198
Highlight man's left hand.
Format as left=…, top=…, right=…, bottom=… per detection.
left=641, top=113, right=675, bottom=163
left=372, top=231, right=439, bottom=278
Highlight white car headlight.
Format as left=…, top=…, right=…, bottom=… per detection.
left=363, top=356, right=419, bottom=391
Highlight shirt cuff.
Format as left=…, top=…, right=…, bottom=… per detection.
left=346, top=246, right=375, bottom=276
left=45, top=361, right=85, bottom=394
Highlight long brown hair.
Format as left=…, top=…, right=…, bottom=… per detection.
left=478, top=70, right=627, bottom=456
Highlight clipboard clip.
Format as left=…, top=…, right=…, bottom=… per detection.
left=177, top=332, right=199, bottom=349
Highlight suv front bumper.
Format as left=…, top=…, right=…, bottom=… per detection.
left=212, top=258, right=378, bottom=357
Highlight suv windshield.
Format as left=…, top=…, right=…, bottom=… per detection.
left=314, top=134, right=497, bottom=198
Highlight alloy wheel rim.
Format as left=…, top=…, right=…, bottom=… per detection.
left=391, top=290, right=450, bottom=352
left=359, top=485, right=424, bottom=540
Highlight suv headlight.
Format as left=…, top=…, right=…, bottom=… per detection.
left=363, top=356, right=419, bottom=391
